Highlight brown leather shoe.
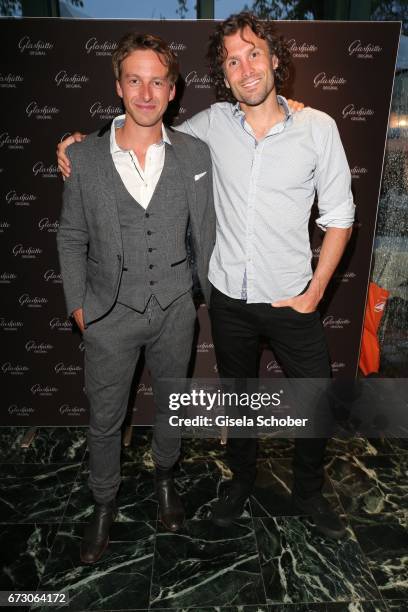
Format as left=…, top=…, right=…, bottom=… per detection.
left=80, top=500, right=118, bottom=564
left=155, top=467, right=185, bottom=532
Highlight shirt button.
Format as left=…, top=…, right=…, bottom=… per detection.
left=147, top=230, right=152, bottom=236
left=149, top=264, right=154, bottom=269
left=149, top=280, right=155, bottom=286
left=148, top=248, right=153, bottom=252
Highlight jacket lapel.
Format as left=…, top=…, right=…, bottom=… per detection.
left=167, top=129, right=198, bottom=222
left=94, top=132, right=123, bottom=252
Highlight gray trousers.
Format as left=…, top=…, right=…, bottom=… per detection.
left=83, top=293, right=196, bottom=504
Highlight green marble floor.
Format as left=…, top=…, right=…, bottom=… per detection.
left=0, top=427, right=407, bottom=611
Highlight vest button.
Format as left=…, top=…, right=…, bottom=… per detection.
left=147, top=230, right=152, bottom=236
left=145, top=213, right=150, bottom=218
left=148, top=248, right=153, bottom=252
left=149, top=264, right=154, bottom=269
left=149, top=280, right=155, bottom=286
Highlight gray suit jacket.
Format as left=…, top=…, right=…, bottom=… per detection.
left=57, top=127, right=216, bottom=324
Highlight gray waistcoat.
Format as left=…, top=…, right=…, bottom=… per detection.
left=113, top=144, right=191, bottom=312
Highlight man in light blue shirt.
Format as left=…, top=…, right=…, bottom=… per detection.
left=179, top=12, right=354, bottom=539
left=57, top=12, right=354, bottom=540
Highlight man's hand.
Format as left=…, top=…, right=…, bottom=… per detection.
left=272, top=227, right=353, bottom=314
left=72, top=307, right=85, bottom=333
left=57, top=132, right=86, bottom=178
left=272, top=285, right=320, bottom=314
left=287, top=99, right=305, bottom=113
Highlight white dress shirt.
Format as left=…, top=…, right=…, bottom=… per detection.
left=110, top=114, right=171, bottom=209
left=177, top=97, right=355, bottom=303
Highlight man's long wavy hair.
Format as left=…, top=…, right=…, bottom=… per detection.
left=207, top=12, right=291, bottom=103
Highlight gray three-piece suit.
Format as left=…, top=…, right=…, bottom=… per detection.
left=57, top=128, right=215, bottom=503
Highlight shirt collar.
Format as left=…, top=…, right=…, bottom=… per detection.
left=232, top=95, right=293, bottom=122
left=110, top=114, right=171, bottom=154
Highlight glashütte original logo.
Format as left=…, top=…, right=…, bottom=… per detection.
left=85, top=37, right=118, bottom=56
left=0, top=272, right=17, bottom=284
left=323, top=316, right=351, bottom=329
left=2, top=362, right=29, bottom=375
left=348, top=40, right=382, bottom=59
left=18, top=35, right=54, bottom=55
left=342, top=104, right=374, bottom=122
left=89, top=102, right=122, bottom=120
left=0, top=317, right=23, bottom=331
left=59, top=403, right=87, bottom=416
left=197, top=342, right=214, bottom=353
left=18, top=293, right=48, bottom=308
left=8, top=404, right=35, bottom=417
left=0, top=220, right=11, bottom=233
left=351, top=166, right=368, bottom=179
left=49, top=317, right=72, bottom=332
left=12, top=244, right=42, bottom=259
left=54, top=362, right=82, bottom=375
left=334, top=271, right=357, bottom=283
left=0, top=73, right=24, bottom=88
left=54, top=70, right=89, bottom=89
left=26, top=101, right=60, bottom=120
left=169, top=41, right=187, bottom=52
left=312, top=245, right=321, bottom=259
left=25, top=340, right=54, bottom=354
left=266, top=360, right=283, bottom=373
left=137, top=383, right=153, bottom=395
left=38, top=217, right=59, bottom=232
left=313, top=72, right=346, bottom=91
left=6, top=190, right=37, bottom=206
left=185, top=71, right=213, bottom=89
left=287, top=39, right=318, bottom=58
left=43, top=269, right=62, bottom=284
left=0, top=132, right=31, bottom=150
left=32, top=162, right=58, bottom=179
left=331, top=361, right=346, bottom=373
left=31, top=384, right=58, bottom=397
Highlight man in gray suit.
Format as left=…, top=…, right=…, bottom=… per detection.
left=57, top=32, right=215, bottom=564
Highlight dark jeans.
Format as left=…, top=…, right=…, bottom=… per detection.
left=209, top=286, right=331, bottom=499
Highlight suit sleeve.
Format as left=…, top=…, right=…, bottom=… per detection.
left=56, top=147, right=89, bottom=316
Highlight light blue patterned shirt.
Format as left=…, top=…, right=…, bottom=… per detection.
left=177, top=96, right=355, bottom=303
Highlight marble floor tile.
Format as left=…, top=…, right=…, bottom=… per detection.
left=0, top=427, right=27, bottom=462
left=254, top=517, right=380, bottom=605
left=179, top=437, right=228, bottom=463
left=36, top=522, right=156, bottom=610
left=120, top=429, right=154, bottom=468
left=385, top=601, right=408, bottom=611
left=351, top=514, right=408, bottom=601
left=175, top=461, right=229, bottom=520
left=326, top=455, right=408, bottom=517
left=326, top=437, right=408, bottom=459
left=0, top=427, right=88, bottom=464
left=63, top=463, right=158, bottom=522
left=250, top=459, right=343, bottom=518
left=269, top=603, right=388, bottom=611
left=150, top=519, right=266, bottom=609
left=0, top=523, right=57, bottom=590
left=0, top=463, right=81, bottom=523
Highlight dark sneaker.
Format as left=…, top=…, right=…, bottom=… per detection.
left=211, top=479, right=252, bottom=527
left=292, top=492, right=346, bottom=540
